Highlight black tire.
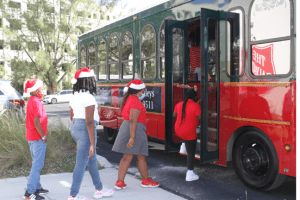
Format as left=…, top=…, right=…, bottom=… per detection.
left=232, top=130, right=286, bottom=191
left=51, top=98, right=57, bottom=104
left=104, top=127, right=118, bottom=144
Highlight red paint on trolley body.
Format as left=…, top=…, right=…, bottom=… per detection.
left=216, top=81, right=295, bottom=177
left=98, top=81, right=296, bottom=178
left=111, top=86, right=119, bottom=108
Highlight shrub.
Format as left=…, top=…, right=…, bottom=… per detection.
left=0, top=110, right=75, bottom=174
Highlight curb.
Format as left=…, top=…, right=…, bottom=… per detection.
left=96, top=155, right=114, bottom=168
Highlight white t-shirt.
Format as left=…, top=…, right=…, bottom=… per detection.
left=69, top=91, right=100, bottom=123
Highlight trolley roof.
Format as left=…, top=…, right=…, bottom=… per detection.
left=78, top=0, right=185, bottom=40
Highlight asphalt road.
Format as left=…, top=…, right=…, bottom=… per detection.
left=43, top=102, right=71, bottom=118
left=44, top=102, right=296, bottom=200
left=96, top=130, right=296, bottom=200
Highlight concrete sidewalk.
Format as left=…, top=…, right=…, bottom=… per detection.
left=0, top=157, right=186, bottom=200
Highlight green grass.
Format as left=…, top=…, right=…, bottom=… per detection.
left=0, top=110, right=33, bottom=173
left=0, top=110, right=103, bottom=179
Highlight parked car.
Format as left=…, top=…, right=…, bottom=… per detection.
left=43, top=90, right=73, bottom=104
left=0, top=79, right=25, bottom=113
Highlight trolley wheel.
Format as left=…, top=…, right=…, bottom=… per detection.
left=51, top=98, right=57, bottom=104
left=232, top=130, right=286, bottom=191
left=104, top=127, right=118, bottom=144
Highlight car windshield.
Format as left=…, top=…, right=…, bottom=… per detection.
left=7, top=88, right=23, bottom=99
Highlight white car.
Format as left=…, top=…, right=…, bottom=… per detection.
left=43, top=90, right=73, bottom=104
left=0, top=79, right=25, bottom=112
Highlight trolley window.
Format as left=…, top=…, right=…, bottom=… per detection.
left=207, top=17, right=218, bottom=152
left=108, top=34, right=120, bottom=80
left=159, top=16, right=175, bottom=79
left=87, top=42, right=96, bottom=76
left=140, top=24, right=156, bottom=79
left=172, top=27, right=184, bottom=79
left=250, top=0, right=292, bottom=76
left=226, top=8, right=244, bottom=76
left=97, top=38, right=107, bottom=80
left=121, top=31, right=134, bottom=80
left=79, top=46, right=86, bottom=68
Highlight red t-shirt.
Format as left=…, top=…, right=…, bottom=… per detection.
left=122, top=95, right=147, bottom=126
left=174, top=99, right=201, bottom=140
left=26, top=96, right=48, bottom=141
left=189, top=46, right=201, bottom=73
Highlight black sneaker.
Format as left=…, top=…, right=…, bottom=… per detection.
left=23, top=190, right=45, bottom=200
left=35, top=188, right=49, bottom=195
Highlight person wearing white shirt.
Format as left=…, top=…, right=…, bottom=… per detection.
left=68, top=68, right=114, bottom=200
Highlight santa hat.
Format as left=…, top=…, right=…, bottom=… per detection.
left=123, top=79, right=146, bottom=94
left=25, top=78, right=43, bottom=93
left=72, top=67, right=95, bottom=84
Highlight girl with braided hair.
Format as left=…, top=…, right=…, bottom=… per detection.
left=173, top=85, right=201, bottom=181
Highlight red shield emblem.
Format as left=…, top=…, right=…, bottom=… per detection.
left=252, top=44, right=276, bottom=75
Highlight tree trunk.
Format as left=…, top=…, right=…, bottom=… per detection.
left=50, top=85, right=56, bottom=94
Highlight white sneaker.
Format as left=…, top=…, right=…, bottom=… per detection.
left=68, top=194, right=88, bottom=200
left=186, top=171, right=199, bottom=181
left=93, top=187, right=114, bottom=199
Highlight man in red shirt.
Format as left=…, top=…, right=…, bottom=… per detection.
left=23, top=78, right=48, bottom=200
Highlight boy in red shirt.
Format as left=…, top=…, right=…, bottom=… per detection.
left=23, top=78, right=48, bottom=200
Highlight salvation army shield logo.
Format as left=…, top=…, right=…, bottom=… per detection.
left=252, top=44, right=276, bottom=75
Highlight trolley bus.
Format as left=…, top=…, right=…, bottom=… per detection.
left=77, top=0, right=296, bottom=191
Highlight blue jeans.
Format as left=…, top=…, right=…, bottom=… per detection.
left=27, top=140, right=47, bottom=194
left=70, top=119, right=102, bottom=196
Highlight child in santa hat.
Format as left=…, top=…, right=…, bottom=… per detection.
left=68, top=67, right=114, bottom=200
left=23, top=78, right=49, bottom=200
left=112, top=79, right=159, bottom=190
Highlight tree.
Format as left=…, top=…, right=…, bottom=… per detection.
left=10, top=59, right=35, bottom=94
left=0, top=0, right=119, bottom=94
left=0, top=64, right=5, bottom=79
left=94, top=0, right=120, bottom=27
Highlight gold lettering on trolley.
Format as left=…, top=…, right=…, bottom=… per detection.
left=223, top=115, right=290, bottom=126
left=223, top=82, right=291, bottom=87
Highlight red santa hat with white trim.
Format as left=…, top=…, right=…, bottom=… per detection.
left=123, top=79, right=146, bottom=94
left=72, top=67, right=95, bottom=84
left=25, top=78, right=43, bottom=93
